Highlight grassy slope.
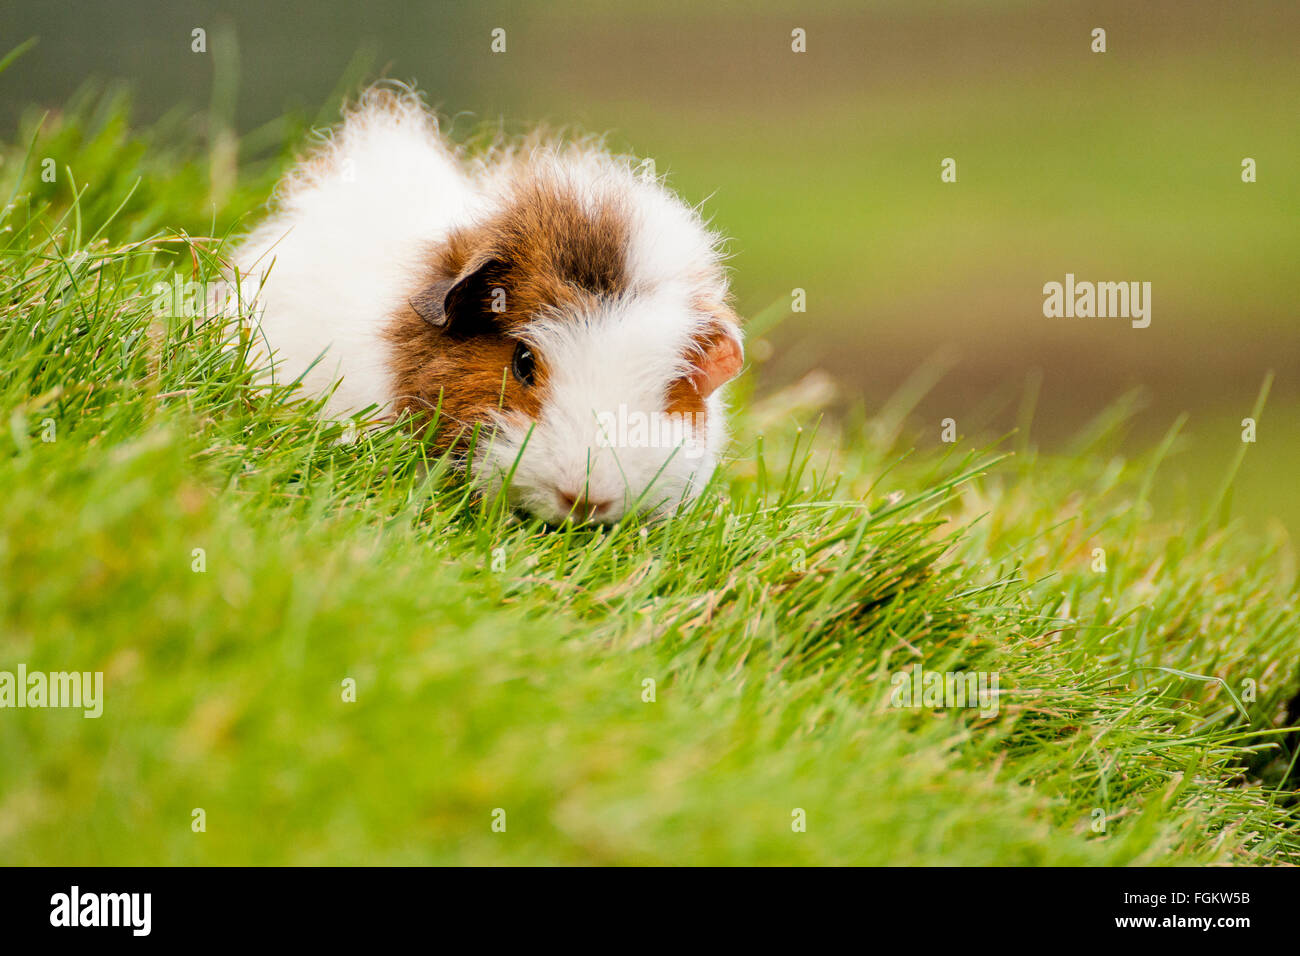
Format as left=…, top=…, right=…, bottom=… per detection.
left=1, top=93, right=1297, bottom=865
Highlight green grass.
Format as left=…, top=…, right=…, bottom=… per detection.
left=1, top=90, right=1298, bottom=866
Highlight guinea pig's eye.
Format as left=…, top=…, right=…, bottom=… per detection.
left=511, top=341, right=536, bottom=387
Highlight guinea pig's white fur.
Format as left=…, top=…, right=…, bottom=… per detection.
left=231, top=85, right=742, bottom=524
left=232, top=91, right=480, bottom=417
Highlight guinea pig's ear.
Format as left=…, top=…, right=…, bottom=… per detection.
left=685, top=305, right=745, bottom=399
left=410, top=255, right=503, bottom=335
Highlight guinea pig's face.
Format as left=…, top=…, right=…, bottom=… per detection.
left=387, top=171, right=743, bottom=524
left=485, top=290, right=741, bottom=523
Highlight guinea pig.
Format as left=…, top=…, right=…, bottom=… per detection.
left=230, top=85, right=744, bottom=524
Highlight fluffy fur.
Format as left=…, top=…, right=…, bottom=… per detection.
left=231, top=85, right=743, bottom=523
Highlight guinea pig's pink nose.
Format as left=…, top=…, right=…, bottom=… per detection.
left=557, top=487, right=613, bottom=521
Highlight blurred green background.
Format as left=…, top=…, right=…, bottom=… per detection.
left=3, top=0, right=1297, bottom=532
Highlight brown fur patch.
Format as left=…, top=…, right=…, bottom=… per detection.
left=665, top=375, right=707, bottom=419
left=386, top=172, right=632, bottom=450
left=386, top=315, right=545, bottom=450
left=664, top=296, right=745, bottom=427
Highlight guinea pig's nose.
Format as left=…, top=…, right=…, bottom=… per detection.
left=557, top=488, right=613, bottom=521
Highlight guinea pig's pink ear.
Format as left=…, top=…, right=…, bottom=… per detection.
left=410, top=255, right=502, bottom=334
left=685, top=309, right=745, bottom=399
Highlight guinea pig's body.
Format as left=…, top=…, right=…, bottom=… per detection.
left=232, top=86, right=743, bottom=523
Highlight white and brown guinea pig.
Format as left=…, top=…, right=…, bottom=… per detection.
left=231, top=84, right=744, bottom=524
